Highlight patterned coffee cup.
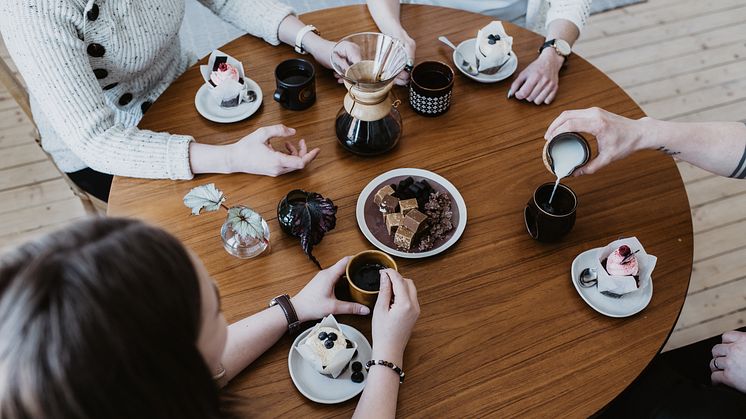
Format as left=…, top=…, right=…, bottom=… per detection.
left=409, top=61, right=454, bottom=117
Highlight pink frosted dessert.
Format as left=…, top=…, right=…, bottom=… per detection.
left=210, top=63, right=239, bottom=86
left=605, top=245, right=639, bottom=277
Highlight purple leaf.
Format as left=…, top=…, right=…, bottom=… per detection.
left=280, top=191, right=337, bottom=269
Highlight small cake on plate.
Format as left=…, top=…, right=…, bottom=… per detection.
left=603, top=245, right=639, bottom=285
left=295, top=315, right=357, bottom=378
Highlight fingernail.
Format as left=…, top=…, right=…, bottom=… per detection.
left=507, top=89, right=513, bottom=98
left=360, top=306, right=371, bottom=315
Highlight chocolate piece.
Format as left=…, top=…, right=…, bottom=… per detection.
left=385, top=213, right=404, bottom=235
left=399, top=198, right=418, bottom=215
left=394, top=227, right=415, bottom=250
left=374, top=185, right=395, bottom=205
left=380, top=195, right=399, bottom=213
left=403, top=209, right=428, bottom=234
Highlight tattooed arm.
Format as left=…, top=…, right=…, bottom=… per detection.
left=544, top=107, right=746, bottom=177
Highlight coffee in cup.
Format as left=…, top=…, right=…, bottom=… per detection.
left=524, top=182, right=578, bottom=242
left=346, top=250, right=398, bottom=307
left=273, top=58, right=316, bottom=111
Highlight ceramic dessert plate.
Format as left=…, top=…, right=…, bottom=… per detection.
left=453, top=38, right=518, bottom=83
left=194, top=77, right=263, bottom=123
left=356, top=168, right=467, bottom=259
left=288, top=324, right=372, bottom=404
left=571, top=248, right=653, bottom=318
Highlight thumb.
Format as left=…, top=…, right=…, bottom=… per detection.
left=335, top=300, right=370, bottom=316
left=375, top=270, right=392, bottom=312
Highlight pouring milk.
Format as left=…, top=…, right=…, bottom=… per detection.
left=548, top=137, right=587, bottom=204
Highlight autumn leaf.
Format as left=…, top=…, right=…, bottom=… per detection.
left=183, top=184, right=226, bottom=215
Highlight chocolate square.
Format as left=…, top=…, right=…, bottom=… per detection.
left=399, top=198, right=418, bottom=215
left=403, top=209, right=427, bottom=233
left=394, top=227, right=415, bottom=250
left=380, top=195, right=399, bottom=213
left=374, top=185, right=395, bottom=205
left=385, top=213, right=404, bottom=235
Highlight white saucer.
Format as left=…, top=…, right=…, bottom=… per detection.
left=356, top=168, right=468, bottom=259
left=194, top=78, right=262, bottom=123
left=288, top=323, right=372, bottom=404
left=453, top=38, right=518, bottom=83
left=570, top=248, right=653, bottom=318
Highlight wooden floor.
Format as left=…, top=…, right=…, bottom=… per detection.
left=1, top=0, right=745, bottom=350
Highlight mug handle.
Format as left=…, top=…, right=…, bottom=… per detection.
left=524, top=206, right=539, bottom=240
left=273, top=87, right=286, bottom=103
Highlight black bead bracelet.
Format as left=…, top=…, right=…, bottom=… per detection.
left=365, top=360, right=405, bottom=384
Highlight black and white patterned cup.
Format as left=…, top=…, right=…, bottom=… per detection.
left=409, top=61, right=454, bottom=117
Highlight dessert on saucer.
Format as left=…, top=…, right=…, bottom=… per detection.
left=603, top=245, right=639, bottom=284
left=475, top=21, right=513, bottom=75
left=295, top=315, right=358, bottom=379
left=595, top=238, right=656, bottom=297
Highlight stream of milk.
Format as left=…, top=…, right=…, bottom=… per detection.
left=548, top=138, right=586, bottom=204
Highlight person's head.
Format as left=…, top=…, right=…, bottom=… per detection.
left=0, top=218, right=229, bottom=419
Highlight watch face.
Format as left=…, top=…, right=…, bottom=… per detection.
left=555, top=39, right=571, bottom=56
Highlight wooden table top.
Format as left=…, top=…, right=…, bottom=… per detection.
left=108, top=5, right=693, bottom=417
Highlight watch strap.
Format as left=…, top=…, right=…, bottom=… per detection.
left=270, top=294, right=301, bottom=334
left=538, top=39, right=557, bottom=55
left=294, top=25, right=319, bottom=55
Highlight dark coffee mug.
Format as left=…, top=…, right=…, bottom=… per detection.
left=524, top=183, right=578, bottom=242
left=273, top=59, right=316, bottom=110
left=409, top=61, right=454, bottom=117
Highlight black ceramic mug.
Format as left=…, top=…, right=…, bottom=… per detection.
left=524, top=183, right=578, bottom=242
left=274, top=59, right=316, bottom=110
left=409, top=61, right=454, bottom=117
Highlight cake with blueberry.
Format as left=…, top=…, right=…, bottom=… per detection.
left=295, top=315, right=357, bottom=378
left=475, top=21, right=513, bottom=75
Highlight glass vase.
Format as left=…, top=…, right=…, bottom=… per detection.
left=220, top=207, right=270, bottom=258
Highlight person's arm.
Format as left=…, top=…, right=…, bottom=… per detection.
left=366, top=0, right=416, bottom=85
left=353, top=269, right=420, bottom=419
left=218, top=257, right=371, bottom=385
left=544, top=107, right=746, bottom=177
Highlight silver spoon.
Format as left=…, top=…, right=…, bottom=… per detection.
left=438, top=36, right=479, bottom=76
left=579, top=267, right=598, bottom=288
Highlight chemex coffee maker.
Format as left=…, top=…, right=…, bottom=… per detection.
left=331, top=33, right=408, bottom=156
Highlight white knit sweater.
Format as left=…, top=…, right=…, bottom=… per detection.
left=0, top=0, right=294, bottom=179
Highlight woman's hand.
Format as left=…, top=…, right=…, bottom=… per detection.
left=371, top=269, right=420, bottom=365
left=292, top=257, right=371, bottom=322
left=509, top=49, right=564, bottom=105
left=711, top=331, right=746, bottom=393
left=227, top=125, right=319, bottom=177
left=394, top=33, right=416, bottom=86
left=312, top=39, right=362, bottom=84
left=544, top=107, right=651, bottom=176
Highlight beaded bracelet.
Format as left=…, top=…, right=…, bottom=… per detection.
left=365, top=360, right=405, bottom=384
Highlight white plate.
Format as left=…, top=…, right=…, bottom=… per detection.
left=356, top=168, right=468, bottom=259
left=570, top=248, right=653, bottom=318
left=288, top=323, right=372, bottom=404
left=453, top=38, right=518, bottom=83
left=194, top=78, right=262, bottom=123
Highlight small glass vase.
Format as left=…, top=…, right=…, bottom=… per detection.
left=220, top=208, right=270, bottom=259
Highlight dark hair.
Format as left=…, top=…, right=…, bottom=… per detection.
left=0, top=218, right=223, bottom=419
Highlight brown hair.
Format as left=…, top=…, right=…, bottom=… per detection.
left=0, top=218, right=224, bottom=419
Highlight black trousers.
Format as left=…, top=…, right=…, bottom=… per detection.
left=67, top=168, right=113, bottom=202
left=600, top=327, right=746, bottom=418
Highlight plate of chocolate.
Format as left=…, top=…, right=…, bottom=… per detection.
left=356, top=168, right=467, bottom=258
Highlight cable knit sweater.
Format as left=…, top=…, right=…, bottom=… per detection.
left=403, top=0, right=591, bottom=33
left=0, top=0, right=294, bottom=180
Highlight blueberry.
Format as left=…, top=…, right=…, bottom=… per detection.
left=328, top=332, right=338, bottom=341
left=345, top=339, right=354, bottom=349
left=324, top=340, right=334, bottom=349
left=318, top=331, right=327, bottom=340
left=352, top=361, right=363, bottom=372
left=351, top=371, right=365, bottom=383
left=488, top=39, right=496, bottom=45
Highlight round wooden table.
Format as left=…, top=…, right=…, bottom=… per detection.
left=108, top=5, right=693, bottom=417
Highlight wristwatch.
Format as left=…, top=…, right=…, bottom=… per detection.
left=269, top=294, right=301, bottom=335
left=294, top=25, right=320, bottom=55
left=539, top=39, right=572, bottom=58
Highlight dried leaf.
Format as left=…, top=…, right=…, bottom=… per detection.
left=227, top=206, right=265, bottom=242
left=183, top=184, right=225, bottom=215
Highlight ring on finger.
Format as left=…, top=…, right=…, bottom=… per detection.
left=714, top=357, right=723, bottom=370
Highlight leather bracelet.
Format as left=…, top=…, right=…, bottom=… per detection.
left=269, top=294, right=301, bottom=335
left=365, top=359, right=405, bottom=384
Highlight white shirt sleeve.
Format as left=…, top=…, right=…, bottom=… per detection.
left=546, top=0, right=591, bottom=32
left=198, top=0, right=295, bottom=46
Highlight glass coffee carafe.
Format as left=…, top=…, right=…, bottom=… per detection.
left=331, top=33, right=408, bottom=156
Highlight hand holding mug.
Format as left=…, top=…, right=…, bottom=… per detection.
left=226, top=124, right=320, bottom=177
left=292, top=256, right=371, bottom=323
left=371, top=269, right=420, bottom=365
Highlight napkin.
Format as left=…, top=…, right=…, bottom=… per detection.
left=199, top=50, right=247, bottom=107
left=596, top=237, right=657, bottom=296
left=294, top=315, right=358, bottom=378
left=475, top=21, right=513, bottom=74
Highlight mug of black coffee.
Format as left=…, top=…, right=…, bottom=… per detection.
left=409, top=61, right=454, bottom=117
left=524, top=183, right=578, bottom=242
left=273, top=59, right=316, bottom=110
left=346, top=250, right=398, bottom=308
